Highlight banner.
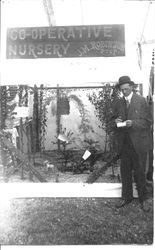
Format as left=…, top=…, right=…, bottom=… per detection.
left=6, top=24, right=125, bottom=59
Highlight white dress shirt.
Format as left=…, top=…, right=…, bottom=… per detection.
left=125, top=91, right=133, bottom=104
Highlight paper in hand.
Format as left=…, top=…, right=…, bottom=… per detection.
left=117, top=121, right=126, bottom=127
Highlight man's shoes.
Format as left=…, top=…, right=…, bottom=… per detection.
left=115, top=199, right=132, bottom=208
left=140, top=200, right=150, bottom=212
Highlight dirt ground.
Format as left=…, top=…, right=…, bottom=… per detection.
left=0, top=151, right=121, bottom=183
left=1, top=166, right=120, bottom=183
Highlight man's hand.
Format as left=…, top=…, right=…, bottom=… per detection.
left=125, top=120, right=133, bottom=127
left=115, top=117, right=123, bottom=125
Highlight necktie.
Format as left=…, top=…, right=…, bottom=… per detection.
left=126, top=99, right=130, bottom=109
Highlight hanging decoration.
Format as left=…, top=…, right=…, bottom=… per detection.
left=136, top=1, right=152, bottom=70
left=58, top=96, right=70, bottom=115
left=148, top=48, right=154, bottom=102
left=43, top=0, right=56, bottom=26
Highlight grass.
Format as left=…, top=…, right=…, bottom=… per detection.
left=0, top=197, right=153, bottom=245
left=0, top=152, right=153, bottom=245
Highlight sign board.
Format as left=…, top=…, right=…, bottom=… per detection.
left=13, top=107, right=29, bottom=118
left=82, top=150, right=91, bottom=160
left=6, top=24, right=125, bottom=59
left=58, top=134, right=69, bottom=143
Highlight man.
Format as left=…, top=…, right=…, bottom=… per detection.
left=112, top=76, right=152, bottom=211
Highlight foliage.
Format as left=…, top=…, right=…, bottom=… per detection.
left=0, top=86, right=7, bottom=129
left=18, top=85, right=28, bottom=107
left=0, top=85, right=21, bottom=129
left=69, top=94, right=93, bottom=134
left=32, top=85, right=40, bottom=153
left=38, top=85, right=48, bottom=153
left=32, top=86, right=56, bottom=154
left=83, top=138, right=100, bottom=152
left=52, top=126, right=76, bottom=172
left=0, top=85, right=30, bottom=171
left=52, top=126, right=98, bottom=173
left=88, top=85, right=120, bottom=153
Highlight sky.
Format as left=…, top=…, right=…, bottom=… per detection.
left=1, top=0, right=155, bottom=95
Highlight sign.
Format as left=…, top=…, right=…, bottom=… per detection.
left=6, top=25, right=125, bottom=59
left=13, top=107, right=29, bottom=118
left=58, top=134, right=69, bottom=143
left=82, top=150, right=91, bottom=160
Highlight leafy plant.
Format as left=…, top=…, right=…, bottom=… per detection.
left=32, top=85, right=40, bottom=153
left=32, top=86, right=56, bottom=154
left=39, top=85, right=48, bottom=154
left=52, top=127, right=76, bottom=172
left=88, top=85, right=120, bottom=176
left=88, top=84, right=120, bottom=153
left=69, top=94, right=93, bottom=134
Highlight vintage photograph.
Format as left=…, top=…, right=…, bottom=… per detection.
left=0, top=0, right=154, bottom=246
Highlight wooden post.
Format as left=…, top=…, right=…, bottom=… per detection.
left=26, top=118, right=33, bottom=181
left=0, top=86, right=7, bottom=180
left=30, top=116, right=35, bottom=168
left=56, top=84, right=61, bottom=151
left=0, top=142, right=7, bottom=181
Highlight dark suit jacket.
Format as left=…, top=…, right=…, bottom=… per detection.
left=112, top=93, right=152, bottom=155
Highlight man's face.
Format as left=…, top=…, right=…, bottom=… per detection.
left=120, top=83, right=132, bottom=97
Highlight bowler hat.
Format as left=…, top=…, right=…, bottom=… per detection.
left=117, top=76, right=134, bottom=87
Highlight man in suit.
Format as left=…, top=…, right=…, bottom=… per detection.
left=112, top=76, right=152, bottom=211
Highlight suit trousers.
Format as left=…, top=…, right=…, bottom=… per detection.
left=120, top=134, right=147, bottom=202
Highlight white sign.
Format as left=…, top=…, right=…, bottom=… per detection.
left=58, top=134, right=69, bottom=143
left=82, top=150, right=91, bottom=160
left=13, top=107, right=29, bottom=118
left=117, top=121, right=126, bottom=128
